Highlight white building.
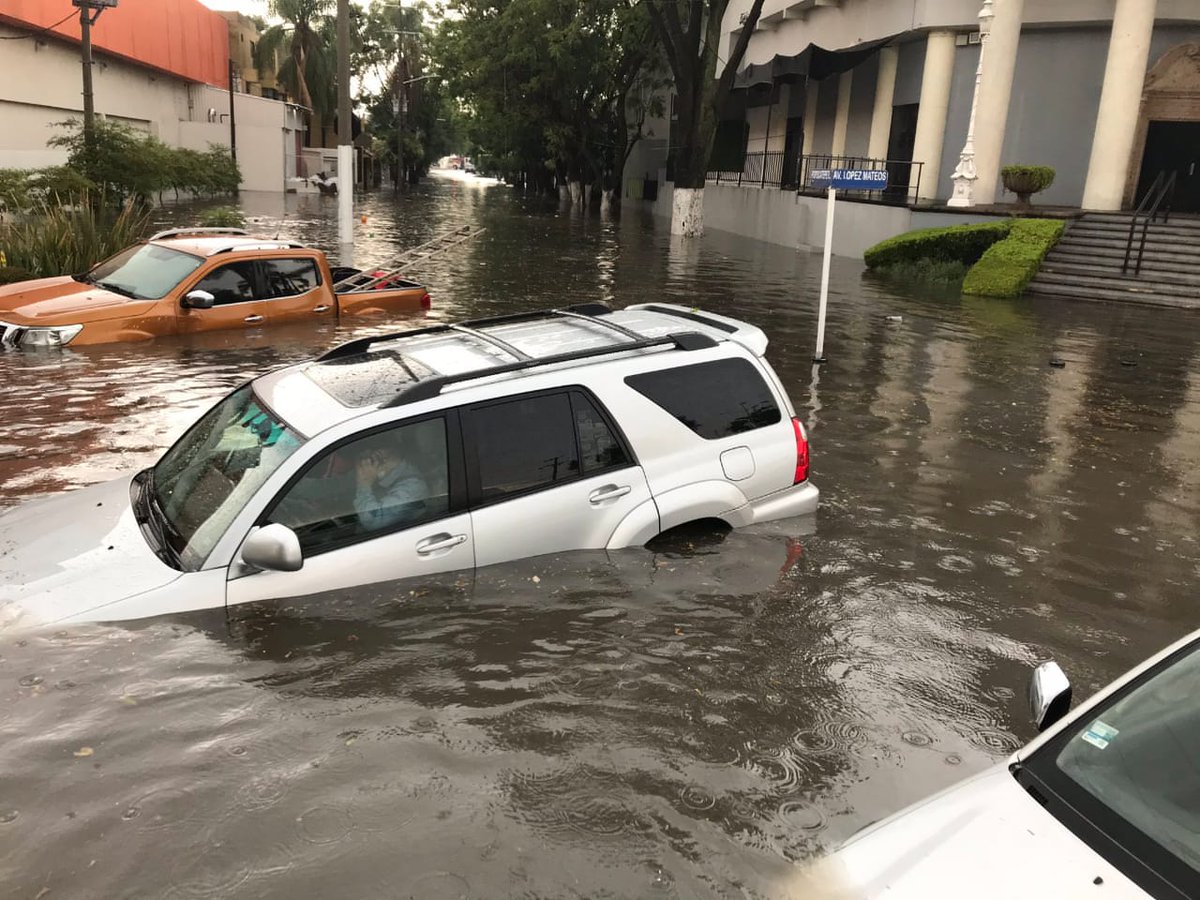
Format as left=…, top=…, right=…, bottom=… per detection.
left=0, top=0, right=307, bottom=193
left=640, top=0, right=1200, bottom=254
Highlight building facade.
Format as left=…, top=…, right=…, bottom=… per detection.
left=0, top=0, right=307, bottom=193
left=719, top=0, right=1200, bottom=210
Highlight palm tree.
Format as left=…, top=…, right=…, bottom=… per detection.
left=257, top=0, right=334, bottom=118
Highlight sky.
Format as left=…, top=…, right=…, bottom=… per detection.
left=199, top=0, right=270, bottom=15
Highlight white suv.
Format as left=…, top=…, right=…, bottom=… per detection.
left=0, top=303, right=817, bottom=626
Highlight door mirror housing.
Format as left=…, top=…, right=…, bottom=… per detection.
left=182, top=289, right=216, bottom=310
left=1029, top=660, right=1072, bottom=732
left=241, top=523, right=303, bottom=572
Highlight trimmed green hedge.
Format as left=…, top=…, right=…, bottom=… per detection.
left=961, top=218, right=1065, bottom=298
left=864, top=221, right=1012, bottom=269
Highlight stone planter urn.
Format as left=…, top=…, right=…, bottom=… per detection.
left=1001, top=165, right=1056, bottom=208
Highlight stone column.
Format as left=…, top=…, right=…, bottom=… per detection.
left=972, top=0, right=1026, bottom=205
left=802, top=79, right=819, bottom=156
left=1081, top=0, right=1158, bottom=210
left=912, top=31, right=957, bottom=201
left=831, top=70, right=854, bottom=157
left=868, top=45, right=899, bottom=160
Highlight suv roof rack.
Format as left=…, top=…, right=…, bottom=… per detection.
left=318, top=302, right=641, bottom=362
left=381, top=330, right=717, bottom=408
left=149, top=227, right=250, bottom=241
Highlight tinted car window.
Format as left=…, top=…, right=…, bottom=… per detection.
left=269, top=418, right=449, bottom=555
left=193, top=261, right=258, bottom=306
left=625, top=358, right=781, bottom=439
left=571, top=392, right=629, bottom=474
left=262, top=257, right=321, bottom=298
left=89, top=244, right=203, bottom=300
left=471, top=393, right=579, bottom=501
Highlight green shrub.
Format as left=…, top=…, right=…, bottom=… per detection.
left=0, top=265, right=34, bottom=285
left=863, top=221, right=1012, bottom=269
left=0, top=201, right=152, bottom=277
left=869, top=258, right=970, bottom=287
left=1001, top=165, right=1056, bottom=206
left=198, top=206, right=246, bottom=228
left=962, top=218, right=1065, bottom=298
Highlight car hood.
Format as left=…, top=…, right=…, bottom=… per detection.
left=0, top=477, right=182, bottom=628
left=799, top=765, right=1145, bottom=899
left=0, top=276, right=157, bottom=325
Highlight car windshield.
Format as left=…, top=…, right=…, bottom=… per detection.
left=87, top=244, right=203, bottom=300
left=153, top=385, right=303, bottom=569
left=1024, top=642, right=1200, bottom=892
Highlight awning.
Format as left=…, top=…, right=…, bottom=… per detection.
left=733, top=35, right=896, bottom=90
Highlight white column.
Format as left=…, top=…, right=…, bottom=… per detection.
left=768, top=86, right=791, bottom=152
left=831, top=70, right=853, bottom=157
left=973, top=0, right=1026, bottom=205
left=912, top=31, right=957, bottom=202
left=802, top=80, right=819, bottom=156
left=1081, top=0, right=1157, bottom=210
left=868, top=45, right=899, bottom=160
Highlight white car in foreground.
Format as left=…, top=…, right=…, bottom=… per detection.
left=806, top=631, right=1200, bottom=899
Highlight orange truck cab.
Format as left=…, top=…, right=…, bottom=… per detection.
left=0, top=229, right=431, bottom=349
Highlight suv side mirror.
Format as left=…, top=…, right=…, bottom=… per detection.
left=1029, top=661, right=1072, bottom=732
left=182, top=289, right=215, bottom=310
left=241, top=524, right=303, bottom=572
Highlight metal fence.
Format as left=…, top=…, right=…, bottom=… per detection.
left=707, top=152, right=926, bottom=206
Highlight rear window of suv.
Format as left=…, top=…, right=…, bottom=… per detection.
left=625, top=358, right=781, bottom=439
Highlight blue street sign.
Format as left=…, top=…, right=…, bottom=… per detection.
left=809, top=168, right=888, bottom=191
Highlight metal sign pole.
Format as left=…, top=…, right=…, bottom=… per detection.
left=814, top=186, right=836, bottom=364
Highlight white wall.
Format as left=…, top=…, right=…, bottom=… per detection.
left=0, top=24, right=303, bottom=193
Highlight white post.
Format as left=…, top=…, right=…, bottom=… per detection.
left=948, top=1, right=995, bottom=207
left=911, top=31, right=957, bottom=202
left=814, top=187, right=836, bottom=363
left=867, top=46, right=900, bottom=161
left=830, top=71, right=853, bottom=158
left=337, top=144, right=354, bottom=243
left=973, top=0, right=1026, bottom=205
left=336, top=0, right=353, bottom=245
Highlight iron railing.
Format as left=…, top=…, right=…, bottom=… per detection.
left=706, top=152, right=925, bottom=206
left=1123, top=170, right=1178, bottom=275
left=707, top=151, right=792, bottom=189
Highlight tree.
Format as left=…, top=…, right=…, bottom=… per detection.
left=258, top=0, right=335, bottom=119
left=436, top=0, right=660, bottom=207
left=644, top=0, right=766, bottom=236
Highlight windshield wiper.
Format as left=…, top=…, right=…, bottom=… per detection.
left=136, top=470, right=183, bottom=569
left=95, top=280, right=140, bottom=299
left=72, top=273, right=95, bottom=285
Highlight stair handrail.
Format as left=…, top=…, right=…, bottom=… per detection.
left=1123, top=170, right=1178, bottom=275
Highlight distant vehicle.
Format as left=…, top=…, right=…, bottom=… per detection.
left=814, top=633, right=1200, bottom=899
left=464, top=161, right=477, bottom=174
left=0, top=303, right=817, bottom=626
left=0, top=228, right=430, bottom=349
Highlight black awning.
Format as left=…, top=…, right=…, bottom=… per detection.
left=733, top=34, right=895, bottom=90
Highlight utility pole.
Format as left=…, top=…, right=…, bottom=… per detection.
left=336, top=0, right=353, bottom=245
left=73, top=0, right=117, bottom=145
left=228, top=59, right=238, bottom=174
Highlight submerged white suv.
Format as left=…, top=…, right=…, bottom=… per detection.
left=0, top=302, right=817, bottom=626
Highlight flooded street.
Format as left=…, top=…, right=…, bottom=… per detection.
left=3, top=178, right=1200, bottom=898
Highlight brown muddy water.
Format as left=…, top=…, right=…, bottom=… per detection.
left=2, top=178, right=1200, bottom=898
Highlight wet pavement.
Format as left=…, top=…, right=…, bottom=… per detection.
left=2, top=178, right=1200, bottom=897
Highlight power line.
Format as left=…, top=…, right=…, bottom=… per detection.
left=1, top=11, right=78, bottom=40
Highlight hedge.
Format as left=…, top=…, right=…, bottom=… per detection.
left=863, top=221, right=1012, bottom=269
left=961, top=219, right=1065, bottom=298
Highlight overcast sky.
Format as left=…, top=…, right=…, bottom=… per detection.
left=199, top=0, right=271, bottom=15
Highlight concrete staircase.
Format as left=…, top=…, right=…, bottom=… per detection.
left=1027, top=213, right=1200, bottom=308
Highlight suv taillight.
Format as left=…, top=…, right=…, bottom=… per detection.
left=420, top=292, right=432, bottom=309
left=792, top=417, right=810, bottom=484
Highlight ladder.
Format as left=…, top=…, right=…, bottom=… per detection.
left=332, top=224, right=485, bottom=292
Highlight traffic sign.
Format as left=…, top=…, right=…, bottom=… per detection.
left=809, top=168, right=888, bottom=191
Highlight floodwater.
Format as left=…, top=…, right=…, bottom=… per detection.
left=3, top=177, right=1200, bottom=897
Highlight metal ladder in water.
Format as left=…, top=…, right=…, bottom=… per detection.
left=331, top=224, right=486, bottom=292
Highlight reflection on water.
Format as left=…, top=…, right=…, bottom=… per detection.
left=3, top=180, right=1200, bottom=896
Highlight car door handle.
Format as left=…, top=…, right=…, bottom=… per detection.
left=313, top=305, right=330, bottom=313
left=589, top=484, right=631, bottom=504
left=244, top=314, right=264, bottom=324
left=415, top=533, right=467, bottom=555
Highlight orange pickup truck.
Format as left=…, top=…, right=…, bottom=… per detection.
left=0, top=228, right=430, bottom=349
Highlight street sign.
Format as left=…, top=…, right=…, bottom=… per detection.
left=809, top=168, right=888, bottom=191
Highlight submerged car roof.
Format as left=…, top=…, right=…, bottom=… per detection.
left=255, top=303, right=769, bottom=437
